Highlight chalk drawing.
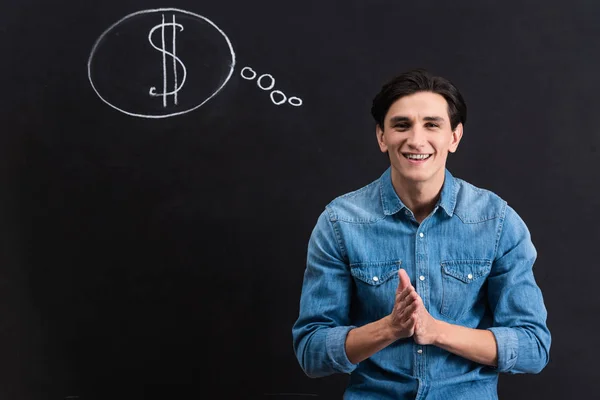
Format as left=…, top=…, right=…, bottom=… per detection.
left=240, top=67, right=257, bottom=80
left=257, top=74, right=276, bottom=91
left=89, top=9, right=302, bottom=115
left=240, top=67, right=303, bottom=107
left=147, top=14, right=187, bottom=107
left=288, top=97, right=302, bottom=107
left=88, top=8, right=235, bottom=119
left=270, top=90, right=286, bottom=105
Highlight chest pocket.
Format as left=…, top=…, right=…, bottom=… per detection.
left=440, top=259, right=492, bottom=321
left=350, top=260, right=401, bottom=319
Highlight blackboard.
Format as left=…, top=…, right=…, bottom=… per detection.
left=1, top=0, right=598, bottom=398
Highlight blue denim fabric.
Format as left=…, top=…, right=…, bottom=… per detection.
left=292, top=167, right=551, bottom=400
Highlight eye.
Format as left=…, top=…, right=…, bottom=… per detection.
left=394, top=124, right=410, bottom=131
left=425, top=122, right=439, bottom=129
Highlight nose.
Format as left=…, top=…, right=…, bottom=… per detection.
left=406, top=126, right=426, bottom=149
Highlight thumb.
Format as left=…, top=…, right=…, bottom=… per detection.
left=397, top=268, right=412, bottom=291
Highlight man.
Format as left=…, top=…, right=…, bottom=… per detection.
left=291, top=69, right=551, bottom=399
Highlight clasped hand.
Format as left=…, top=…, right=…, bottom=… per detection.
left=388, top=268, right=439, bottom=345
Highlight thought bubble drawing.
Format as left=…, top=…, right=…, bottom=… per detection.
left=88, top=8, right=235, bottom=118
left=88, top=8, right=302, bottom=118
left=240, top=67, right=303, bottom=107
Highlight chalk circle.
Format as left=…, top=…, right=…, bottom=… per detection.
left=87, top=7, right=236, bottom=119
left=288, top=97, right=302, bottom=107
left=270, top=90, right=287, bottom=105
left=257, top=74, right=275, bottom=91
left=240, top=67, right=257, bottom=80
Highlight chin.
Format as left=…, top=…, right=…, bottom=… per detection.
left=391, top=161, right=437, bottom=182
left=394, top=170, right=429, bottom=183
left=406, top=175, right=431, bottom=183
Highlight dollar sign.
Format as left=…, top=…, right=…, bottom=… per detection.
left=148, top=14, right=188, bottom=107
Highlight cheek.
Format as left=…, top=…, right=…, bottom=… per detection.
left=384, top=134, right=402, bottom=145
left=436, top=138, right=454, bottom=152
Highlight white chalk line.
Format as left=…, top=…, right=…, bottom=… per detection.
left=257, top=74, right=275, bottom=91
left=270, top=90, right=286, bottom=105
left=241, top=67, right=303, bottom=106
left=147, top=14, right=187, bottom=106
left=240, top=66, right=257, bottom=80
left=161, top=14, right=167, bottom=107
left=172, top=14, right=178, bottom=105
left=88, top=8, right=236, bottom=119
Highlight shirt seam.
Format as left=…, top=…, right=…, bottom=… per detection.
left=493, top=200, right=509, bottom=260
left=325, top=206, right=348, bottom=260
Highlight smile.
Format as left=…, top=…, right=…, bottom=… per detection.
left=403, top=153, right=432, bottom=161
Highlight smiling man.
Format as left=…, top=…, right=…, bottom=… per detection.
left=292, top=69, right=551, bottom=399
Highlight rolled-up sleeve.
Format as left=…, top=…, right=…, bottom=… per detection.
left=292, top=208, right=358, bottom=378
left=487, top=204, right=551, bottom=374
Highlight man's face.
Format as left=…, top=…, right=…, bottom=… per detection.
left=376, top=91, right=463, bottom=186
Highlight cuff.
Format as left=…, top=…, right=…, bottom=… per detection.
left=326, top=325, right=358, bottom=374
left=488, top=327, right=519, bottom=372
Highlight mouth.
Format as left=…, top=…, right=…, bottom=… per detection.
left=402, top=153, right=432, bottom=163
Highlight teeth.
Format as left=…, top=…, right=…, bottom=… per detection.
left=405, top=154, right=431, bottom=160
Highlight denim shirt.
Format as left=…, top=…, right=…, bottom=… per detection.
left=292, top=167, right=551, bottom=400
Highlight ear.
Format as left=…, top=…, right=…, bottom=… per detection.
left=448, top=123, right=464, bottom=153
left=376, top=124, right=388, bottom=153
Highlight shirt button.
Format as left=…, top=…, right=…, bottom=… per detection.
left=467, top=273, right=473, bottom=280
left=417, top=349, right=423, bottom=354
left=419, top=275, right=425, bottom=281
left=372, top=276, right=379, bottom=282
left=419, top=233, right=424, bottom=238
left=405, top=210, right=410, bottom=215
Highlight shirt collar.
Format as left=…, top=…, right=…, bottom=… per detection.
left=379, top=167, right=457, bottom=217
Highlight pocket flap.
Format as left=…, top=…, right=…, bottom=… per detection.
left=441, top=259, right=491, bottom=284
left=350, top=260, right=402, bottom=286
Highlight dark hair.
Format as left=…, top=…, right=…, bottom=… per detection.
left=371, top=68, right=467, bottom=131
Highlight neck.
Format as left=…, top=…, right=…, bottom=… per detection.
left=391, top=169, right=445, bottom=223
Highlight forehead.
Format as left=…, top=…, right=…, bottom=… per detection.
left=386, top=91, right=449, bottom=121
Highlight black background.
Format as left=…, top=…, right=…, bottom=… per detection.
left=1, top=0, right=598, bottom=399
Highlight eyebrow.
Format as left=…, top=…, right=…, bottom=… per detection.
left=389, top=116, right=445, bottom=125
left=423, top=116, right=445, bottom=123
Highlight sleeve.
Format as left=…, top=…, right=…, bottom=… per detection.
left=486, top=204, right=552, bottom=374
left=291, top=207, right=358, bottom=378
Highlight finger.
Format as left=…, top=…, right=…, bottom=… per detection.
left=395, top=284, right=417, bottom=305
left=396, top=271, right=404, bottom=295
left=398, top=268, right=412, bottom=291
left=394, top=293, right=418, bottom=322
left=403, top=311, right=418, bottom=332
left=399, top=301, right=419, bottom=321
